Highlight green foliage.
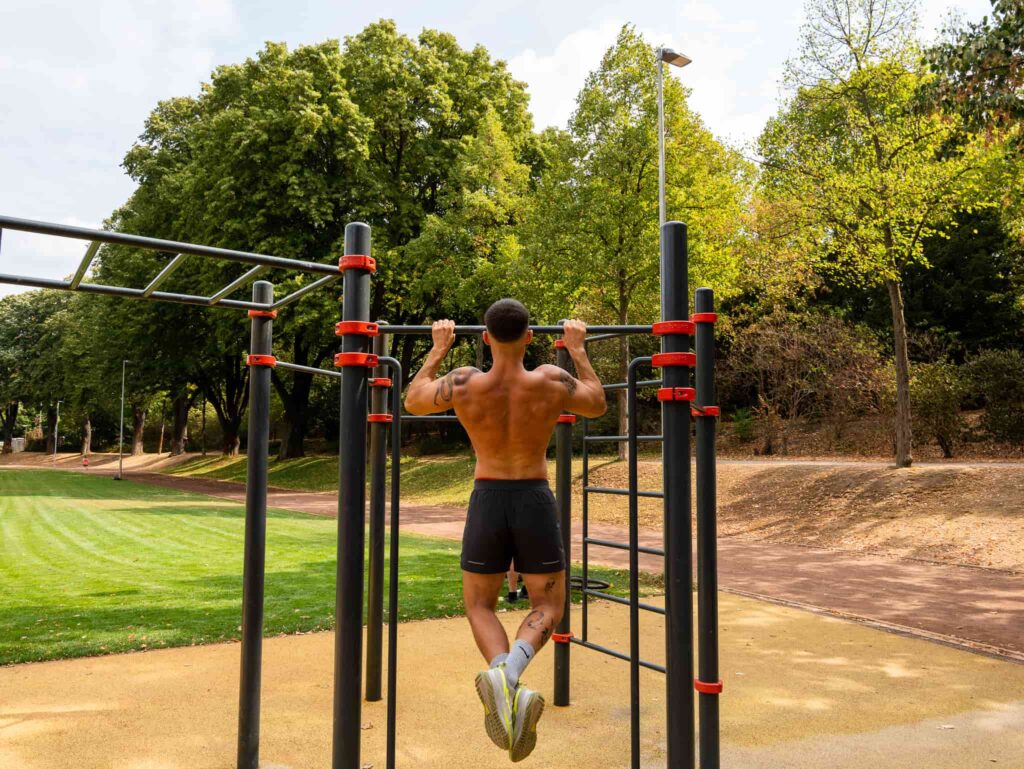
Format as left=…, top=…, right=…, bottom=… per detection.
left=968, top=349, right=1024, bottom=443
left=731, top=408, right=755, bottom=443
left=909, top=361, right=967, bottom=457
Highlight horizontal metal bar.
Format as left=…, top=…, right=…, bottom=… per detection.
left=373, top=324, right=653, bottom=336
left=209, top=265, right=266, bottom=305
left=584, top=537, right=665, bottom=557
left=0, top=272, right=264, bottom=311
left=142, top=253, right=187, bottom=297
left=583, top=435, right=662, bottom=443
left=569, top=637, right=666, bottom=674
left=583, top=486, right=664, bottom=498
left=275, top=360, right=342, bottom=379
left=0, top=214, right=339, bottom=275
left=585, top=332, right=635, bottom=343
left=604, top=379, right=662, bottom=391
left=401, top=415, right=459, bottom=423
left=583, top=589, right=666, bottom=615
left=70, top=241, right=100, bottom=289
left=271, top=273, right=342, bottom=309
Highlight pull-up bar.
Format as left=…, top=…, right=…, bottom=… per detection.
left=377, top=324, right=653, bottom=335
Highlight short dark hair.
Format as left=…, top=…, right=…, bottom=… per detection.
left=484, top=298, right=530, bottom=342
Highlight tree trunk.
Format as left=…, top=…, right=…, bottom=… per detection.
left=81, top=414, right=91, bottom=456
left=170, top=394, right=190, bottom=456
left=223, top=427, right=241, bottom=456
left=157, top=414, right=165, bottom=455
left=45, top=407, right=57, bottom=454
left=1, top=402, right=18, bottom=454
left=131, top=406, right=146, bottom=456
left=885, top=278, right=913, bottom=468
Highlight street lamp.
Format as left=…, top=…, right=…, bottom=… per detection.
left=53, top=400, right=63, bottom=464
left=656, top=46, right=693, bottom=225
left=115, top=359, right=130, bottom=481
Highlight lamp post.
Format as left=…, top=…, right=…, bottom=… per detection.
left=53, top=400, right=63, bottom=463
left=115, top=359, right=129, bottom=481
left=656, top=46, right=693, bottom=225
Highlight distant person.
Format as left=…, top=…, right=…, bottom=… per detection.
left=405, top=299, right=606, bottom=761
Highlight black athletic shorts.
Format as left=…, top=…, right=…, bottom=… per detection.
left=461, top=479, right=567, bottom=574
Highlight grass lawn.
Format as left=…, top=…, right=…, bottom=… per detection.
left=0, top=469, right=659, bottom=665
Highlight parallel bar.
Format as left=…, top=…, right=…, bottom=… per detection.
left=584, top=434, right=662, bottom=443
left=604, top=379, right=662, bottom=391
left=584, top=486, right=664, bottom=499
left=400, top=414, right=459, bottom=423
left=272, top=273, right=342, bottom=310
left=380, top=356, right=403, bottom=769
left=570, top=637, right=666, bottom=674
left=275, top=360, right=342, bottom=379
left=237, top=280, right=274, bottom=769
left=553, top=334, right=572, bottom=707
left=581, top=413, right=591, bottom=642
left=628, top=356, right=647, bottom=769
left=365, top=328, right=390, bottom=702
left=142, top=253, right=187, bottom=297
left=0, top=272, right=267, bottom=311
left=585, top=332, right=636, bottom=342
left=585, top=536, right=665, bottom=557
left=0, top=214, right=339, bottom=275
left=209, top=265, right=267, bottom=305
left=582, top=588, right=666, bottom=616
left=376, top=324, right=652, bottom=336
left=70, top=241, right=100, bottom=289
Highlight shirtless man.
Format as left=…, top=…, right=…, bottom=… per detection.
left=405, top=298, right=606, bottom=762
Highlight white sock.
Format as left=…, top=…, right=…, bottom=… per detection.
left=490, top=652, right=508, bottom=668
left=504, top=639, right=534, bottom=688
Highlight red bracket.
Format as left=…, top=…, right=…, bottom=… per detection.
left=651, top=352, right=696, bottom=368
left=691, top=406, right=721, bottom=417
left=658, top=387, right=695, bottom=402
left=694, top=679, right=723, bottom=694
left=552, top=632, right=574, bottom=644
left=691, top=312, right=718, bottom=324
left=557, top=414, right=577, bottom=424
left=334, top=352, right=379, bottom=368
left=338, top=254, right=377, bottom=273
left=370, top=377, right=393, bottom=388
left=335, top=321, right=379, bottom=337
left=368, top=413, right=393, bottom=423
left=248, top=309, right=278, bottom=319
left=246, top=354, right=277, bottom=368
left=554, top=339, right=567, bottom=349
left=652, top=320, right=695, bottom=336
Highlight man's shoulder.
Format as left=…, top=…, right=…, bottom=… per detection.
left=450, top=366, right=482, bottom=385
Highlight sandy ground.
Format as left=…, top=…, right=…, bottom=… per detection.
left=2, top=595, right=1023, bottom=769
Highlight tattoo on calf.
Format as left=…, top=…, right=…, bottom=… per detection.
left=544, top=578, right=556, bottom=593
left=559, top=371, right=577, bottom=396
left=525, top=609, right=553, bottom=643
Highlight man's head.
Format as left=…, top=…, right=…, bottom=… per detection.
left=484, top=298, right=532, bottom=348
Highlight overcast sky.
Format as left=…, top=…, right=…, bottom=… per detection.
left=0, top=0, right=991, bottom=297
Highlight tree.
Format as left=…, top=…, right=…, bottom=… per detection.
left=757, top=0, right=1006, bottom=466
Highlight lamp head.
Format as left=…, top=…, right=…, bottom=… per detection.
left=659, top=47, right=692, bottom=68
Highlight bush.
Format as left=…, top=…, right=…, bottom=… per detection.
left=910, top=361, right=967, bottom=458
left=731, top=407, right=755, bottom=442
left=968, top=350, right=1024, bottom=444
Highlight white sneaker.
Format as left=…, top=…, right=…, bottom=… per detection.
left=475, top=665, right=514, bottom=750
left=509, top=683, right=545, bottom=762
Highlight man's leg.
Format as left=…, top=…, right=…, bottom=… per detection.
left=504, top=571, right=566, bottom=688
left=462, top=570, right=509, bottom=663
left=506, top=568, right=519, bottom=602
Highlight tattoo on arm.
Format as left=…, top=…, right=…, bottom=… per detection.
left=559, top=371, right=578, bottom=396
left=432, top=367, right=480, bottom=407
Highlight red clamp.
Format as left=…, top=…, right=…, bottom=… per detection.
left=691, top=313, right=718, bottom=324
left=658, top=387, right=695, bottom=402
left=554, top=339, right=567, bottom=349
left=557, top=414, right=577, bottom=424
left=368, top=413, right=393, bottom=423
left=370, top=377, right=393, bottom=388
left=246, top=354, right=277, bottom=368
left=334, top=352, right=379, bottom=368
left=335, top=321, right=379, bottom=337
left=338, top=254, right=377, bottom=273
left=652, top=320, right=695, bottom=336
left=691, top=406, right=721, bottom=417
left=652, top=352, right=696, bottom=368
left=248, top=309, right=278, bottom=319
left=694, top=679, right=723, bottom=694
left=552, top=632, right=574, bottom=644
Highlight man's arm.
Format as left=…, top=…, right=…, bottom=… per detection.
left=551, top=320, right=607, bottom=418
left=405, top=320, right=479, bottom=415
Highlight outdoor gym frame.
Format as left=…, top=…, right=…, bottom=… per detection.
left=0, top=213, right=720, bottom=769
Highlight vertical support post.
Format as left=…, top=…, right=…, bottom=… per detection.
left=334, top=222, right=371, bottom=769
left=694, top=288, right=720, bottom=769
left=627, top=358, right=643, bottom=769
left=553, top=336, right=572, bottom=707
left=661, top=221, right=695, bottom=769
left=237, top=280, right=274, bottom=769
left=385, top=360, right=403, bottom=769
left=366, top=325, right=390, bottom=702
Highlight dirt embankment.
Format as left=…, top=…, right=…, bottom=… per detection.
left=582, top=460, right=1024, bottom=572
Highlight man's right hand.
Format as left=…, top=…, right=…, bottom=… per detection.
left=562, top=319, right=587, bottom=352
left=431, top=319, right=456, bottom=355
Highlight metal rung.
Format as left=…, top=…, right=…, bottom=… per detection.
left=142, top=253, right=187, bottom=297
left=583, top=434, right=662, bottom=443
left=604, top=379, right=662, bottom=391
left=275, top=360, right=342, bottom=379
left=569, top=637, right=666, bottom=674
left=583, top=589, right=666, bottom=615
left=401, top=415, right=459, bottom=422
left=584, top=486, right=664, bottom=498
left=585, top=537, right=665, bottom=557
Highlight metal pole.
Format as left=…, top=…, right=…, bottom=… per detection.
left=334, top=222, right=372, bottom=769
left=627, top=357, right=647, bottom=769
left=553, top=336, right=572, bottom=707
left=366, top=325, right=390, bottom=702
left=661, top=221, right=694, bottom=769
left=694, top=288, right=720, bottom=769
left=657, top=50, right=667, bottom=227
left=237, top=280, right=274, bottom=769
left=116, top=360, right=127, bottom=480
left=381, top=357, right=403, bottom=769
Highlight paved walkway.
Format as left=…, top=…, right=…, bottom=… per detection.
left=27, top=468, right=1024, bottom=662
